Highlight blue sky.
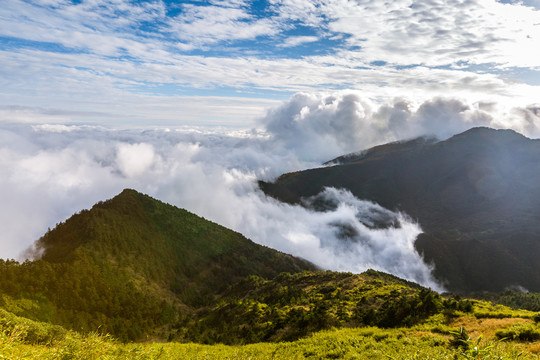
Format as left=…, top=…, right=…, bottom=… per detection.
left=0, top=0, right=539, bottom=127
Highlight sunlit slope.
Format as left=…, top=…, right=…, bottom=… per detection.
left=260, top=127, right=540, bottom=292
left=2, top=298, right=540, bottom=359
left=36, top=188, right=314, bottom=302
left=0, top=189, right=315, bottom=340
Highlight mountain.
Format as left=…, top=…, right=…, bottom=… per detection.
left=0, top=188, right=451, bottom=344
left=2, top=188, right=539, bottom=348
left=0, top=189, right=315, bottom=340
left=35, top=189, right=314, bottom=303
left=260, top=127, right=540, bottom=292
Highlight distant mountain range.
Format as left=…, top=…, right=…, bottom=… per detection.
left=260, top=127, right=540, bottom=292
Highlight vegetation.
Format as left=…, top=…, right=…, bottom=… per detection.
left=471, top=290, right=540, bottom=312
left=2, top=310, right=540, bottom=359
left=173, top=270, right=452, bottom=344
left=0, top=189, right=314, bottom=341
left=495, top=323, right=540, bottom=342
left=2, top=187, right=540, bottom=358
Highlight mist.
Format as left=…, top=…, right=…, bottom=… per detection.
left=2, top=92, right=539, bottom=290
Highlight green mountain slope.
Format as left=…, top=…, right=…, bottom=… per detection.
left=260, top=127, right=540, bottom=292
left=35, top=188, right=314, bottom=305
left=0, top=189, right=315, bottom=340
left=184, top=270, right=450, bottom=344
left=2, top=187, right=538, bottom=348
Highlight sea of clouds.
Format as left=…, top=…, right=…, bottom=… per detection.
left=2, top=92, right=539, bottom=291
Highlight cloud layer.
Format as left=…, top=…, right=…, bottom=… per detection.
left=0, top=121, right=441, bottom=290
left=3, top=92, right=540, bottom=290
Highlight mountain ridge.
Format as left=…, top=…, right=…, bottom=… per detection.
left=0, top=189, right=316, bottom=340
left=260, top=127, right=540, bottom=292
left=1, top=185, right=540, bottom=348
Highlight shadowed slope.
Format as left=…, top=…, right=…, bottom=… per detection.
left=260, top=127, right=540, bottom=292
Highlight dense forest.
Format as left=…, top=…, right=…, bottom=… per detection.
left=0, top=189, right=314, bottom=341
left=0, top=255, right=475, bottom=344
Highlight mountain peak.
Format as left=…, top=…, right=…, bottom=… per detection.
left=327, top=135, right=438, bottom=165
left=445, top=126, right=529, bottom=144
left=34, top=189, right=315, bottom=302
left=6, top=189, right=316, bottom=341
left=261, top=127, right=540, bottom=292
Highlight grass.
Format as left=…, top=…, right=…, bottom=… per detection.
left=2, top=284, right=540, bottom=359
left=2, top=321, right=540, bottom=359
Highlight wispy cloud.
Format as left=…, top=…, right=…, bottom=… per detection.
left=279, top=35, right=319, bottom=48
left=169, top=2, right=280, bottom=47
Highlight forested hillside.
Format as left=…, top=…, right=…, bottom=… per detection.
left=3, top=287, right=540, bottom=359
left=1, top=189, right=540, bottom=358
left=0, top=189, right=314, bottom=341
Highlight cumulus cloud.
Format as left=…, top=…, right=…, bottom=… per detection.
left=116, top=143, right=156, bottom=177
left=261, top=91, right=540, bottom=160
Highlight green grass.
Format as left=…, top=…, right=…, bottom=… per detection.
left=2, top=303, right=539, bottom=359
left=1, top=325, right=537, bottom=360
left=2, top=297, right=539, bottom=359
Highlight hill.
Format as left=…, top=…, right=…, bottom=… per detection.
left=2, top=187, right=540, bottom=357
left=0, top=189, right=315, bottom=341
left=260, top=127, right=540, bottom=292
left=2, top=186, right=540, bottom=349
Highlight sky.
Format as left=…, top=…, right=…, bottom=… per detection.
left=1, top=0, right=540, bottom=289
left=1, top=0, right=539, bottom=127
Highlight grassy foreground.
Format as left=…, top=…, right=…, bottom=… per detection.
left=2, top=311, right=540, bottom=359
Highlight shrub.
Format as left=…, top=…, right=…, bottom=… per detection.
left=495, top=323, right=540, bottom=342
left=0, top=308, right=67, bottom=345
left=449, top=327, right=470, bottom=350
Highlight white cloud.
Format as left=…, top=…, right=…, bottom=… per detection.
left=499, top=0, right=540, bottom=10
left=319, top=0, right=540, bottom=68
left=261, top=91, right=540, bottom=161
left=116, top=143, right=156, bottom=177
left=0, top=0, right=167, bottom=58
left=168, top=2, right=280, bottom=47
left=1, top=0, right=539, bottom=128
left=0, top=112, right=446, bottom=289
left=280, top=35, right=319, bottom=48
left=2, top=44, right=537, bottom=130
left=270, top=0, right=326, bottom=27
